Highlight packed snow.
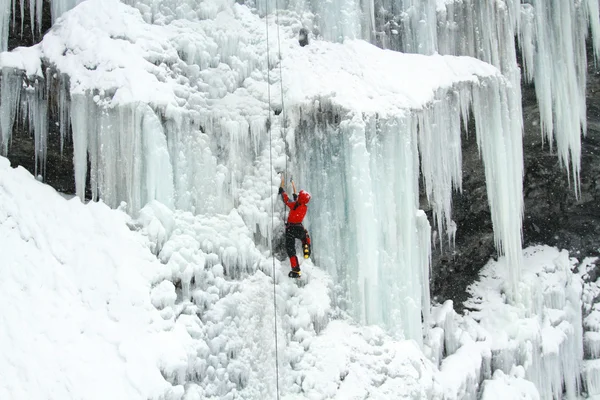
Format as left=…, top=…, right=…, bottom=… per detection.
left=1, top=157, right=595, bottom=399
left=0, top=157, right=189, bottom=399
left=0, top=156, right=438, bottom=399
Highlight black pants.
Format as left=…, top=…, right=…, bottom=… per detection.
left=285, top=224, right=308, bottom=267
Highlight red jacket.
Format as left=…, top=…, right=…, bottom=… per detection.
left=281, top=191, right=309, bottom=224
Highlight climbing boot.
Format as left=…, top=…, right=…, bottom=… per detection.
left=288, top=267, right=301, bottom=279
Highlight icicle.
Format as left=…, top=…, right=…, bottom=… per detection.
left=361, top=0, right=375, bottom=43
left=21, top=77, right=48, bottom=178
left=471, top=77, right=524, bottom=300
left=69, top=100, right=176, bottom=213
left=51, top=0, right=82, bottom=24
left=58, top=75, right=70, bottom=154
left=97, top=106, right=118, bottom=205
left=0, top=0, right=10, bottom=52
left=400, top=0, right=438, bottom=54
left=416, top=209, right=432, bottom=332
left=584, top=360, right=600, bottom=395
left=119, top=104, right=142, bottom=212
left=19, top=0, right=24, bottom=36
left=584, top=0, right=600, bottom=63
left=69, top=93, right=89, bottom=201
left=518, top=4, right=536, bottom=83
left=141, top=104, right=175, bottom=210
left=34, top=83, right=47, bottom=177
left=35, top=0, right=42, bottom=35
left=417, top=87, right=465, bottom=247
left=0, top=67, right=22, bottom=155
left=28, top=0, right=35, bottom=37
left=524, top=0, right=589, bottom=195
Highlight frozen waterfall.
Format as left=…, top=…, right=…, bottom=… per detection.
left=0, top=0, right=527, bottom=340
left=0, top=0, right=599, bottom=398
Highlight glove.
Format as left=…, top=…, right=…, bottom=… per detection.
left=278, top=187, right=284, bottom=194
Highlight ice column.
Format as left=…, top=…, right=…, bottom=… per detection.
left=70, top=93, right=174, bottom=212
left=69, top=93, right=90, bottom=200
left=25, top=82, right=48, bottom=177
left=343, top=114, right=381, bottom=325
left=0, top=0, right=10, bottom=52
left=471, top=77, right=524, bottom=298
left=417, top=87, right=468, bottom=244
left=0, top=67, right=22, bottom=155
left=374, top=115, right=425, bottom=341
left=291, top=104, right=429, bottom=342
left=51, top=0, right=82, bottom=23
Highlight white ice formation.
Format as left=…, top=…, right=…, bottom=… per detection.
left=0, top=0, right=526, bottom=337
left=2, top=162, right=592, bottom=399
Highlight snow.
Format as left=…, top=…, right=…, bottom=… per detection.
left=0, top=155, right=444, bottom=399
left=461, top=246, right=583, bottom=400
left=480, top=369, right=540, bottom=400
left=1, top=152, right=597, bottom=398
left=584, top=359, right=600, bottom=396
left=0, top=156, right=189, bottom=399
left=420, top=245, right=588, bottom=400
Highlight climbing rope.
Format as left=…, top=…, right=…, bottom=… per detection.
left=274, top=0, right=289, bottom=222
left=275, top=0, right=288, bottom=217
left=265, top=4, right=281, bottom=400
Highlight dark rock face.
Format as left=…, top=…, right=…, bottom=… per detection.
left=299, top=28, right=309, bottom=47
left=431, top=44, right=600, bottom=310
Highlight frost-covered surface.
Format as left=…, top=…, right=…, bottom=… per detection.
left=139, top=198, right=438, bottom=399
left=468, top=246, right=583, bottom=399
left=578, top=257, right=600, bottom=397
left=3, top=156, right=598, bottom=398
left=0, top=156, right=440, bottom=399
left=0, top=156, right=191, bottom=399
left=424, top=246, right=585, bottom=400
left=479, top=370, right=540, bottom=400
left=0, top=0, right=527, bottom=336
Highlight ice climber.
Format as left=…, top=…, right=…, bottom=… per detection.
left=279, top=174, right=311, bottom=278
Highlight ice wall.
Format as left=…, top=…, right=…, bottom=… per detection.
left=0, top=0, right=525, bottom=340
left=287, top=69, right=522, bottom=334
